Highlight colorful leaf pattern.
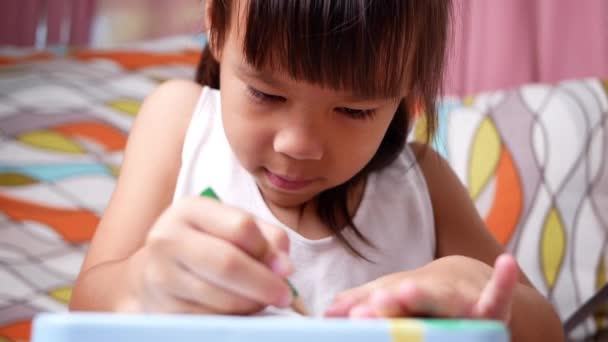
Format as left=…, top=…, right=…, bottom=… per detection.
left=422, top=79, right=608, bottom=338
left=0, top=41, right=199, bottom=342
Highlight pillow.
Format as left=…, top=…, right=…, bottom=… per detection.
left=418, top=78, right=608, bottom=338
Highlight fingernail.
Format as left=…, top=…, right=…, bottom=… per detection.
left=398, top=282, right=418, bottom=296
left=278, top=290, right=293, bottom=308
left=325, top=302, right=345, bottom=316
left=326, top=295, right=360, bottom=313
left=325, top=302, right=341, bottom=312
left=349, top=305, right=375, bottom=318
left=270, top=252, right=293, bottom=276
left=370, top=290, right=391, bottom=307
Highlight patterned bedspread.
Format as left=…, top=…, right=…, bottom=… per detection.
left=0, top=36, right=202, bottom=342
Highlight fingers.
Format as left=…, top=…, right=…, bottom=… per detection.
left=327, top=282, right=474, bottom=319
left=326, top=255, right=519, bottom=322
left=368, top=290, right=401, bottom=317
left=256, top=219, right=290, bottom=253
left=349, top=305, right=378, bottom=318
left=151, top=197, right=293, bottom=276
left=171, top=198, right=274, bottom=258
left=255, top=219, right=293, bottom=275
left=143, top=291, right=216, bottom=314
left=184, top=198, right=292, bottom=275
left=165, top=258, right=264, bottom=314
left=171, top=226, right=293, bottom=308
left=473, top=254, right=518, bottom=321
left=327, top=286, right=413, bottom=319
left=325, top=287, right=373, bottom=317
left=141, top=197, right=296, bottom=314
left=397, top=282, right=473, bottom=318
left=137, top=251, right=216, bottom=314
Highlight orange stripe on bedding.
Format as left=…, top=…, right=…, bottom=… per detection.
left=0, top=194, right=98, bottom=243
left=0, top=53, right=54, bottom=66
left=485, top=147, right=522, bottom=245
left=72, top=50, right=201, bottom=70
left=0, top=319, right=31, bottom=342
left=54, top=122, right=127, bottom=152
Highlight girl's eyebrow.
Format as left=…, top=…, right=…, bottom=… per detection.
left=338, top=90, right=402, bottom=104
left=341, top=94, right=400, bottom=103
left=235, top=63, right=285, bottom=88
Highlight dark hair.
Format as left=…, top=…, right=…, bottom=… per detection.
left=196, top=0, right=451, bottom=259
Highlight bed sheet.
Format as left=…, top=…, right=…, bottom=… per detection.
left=0, top=35, right=202, bottom=342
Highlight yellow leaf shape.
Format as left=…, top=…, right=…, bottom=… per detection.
left=595, top=254, right=608, bottom=329
left=463, top=95, right=475, bottom=107
left=18, top=130, right=84, bottom=154
left=541, top=208, right=566, bottom=289
left=109, top=165, right=121, bottom=177
left=49, top=287, right=72, bottom=304
left=469, top=118, right=501, bottom=199
left=598, top=255, right=607, bottom=290
left=109, top=99, right=141, bottom=117
left=390, top=320, right=424, bottom=342
left=414, top=115, right=429, bottom=142
left=0, top=173, right=38, bottom=186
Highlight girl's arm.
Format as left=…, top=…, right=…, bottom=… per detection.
left=71, top=80, right=293, bottom=314
left=411, top=142, right=565, bottom=342
left=69, top=80, right=202, bottom=310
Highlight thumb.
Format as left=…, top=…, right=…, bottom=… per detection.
left=473, top=254, right=519, bottom=322
left=255, top=219, right=293, bottom=277
left=255, top=219, right=290, bottom=254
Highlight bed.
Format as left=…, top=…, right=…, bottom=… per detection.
left=0, top=35, right=203, bottom=341
left=1, top=33, right=607, bottom=341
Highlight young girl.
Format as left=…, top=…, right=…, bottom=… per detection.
left=70, top=0, right=564, bottom=340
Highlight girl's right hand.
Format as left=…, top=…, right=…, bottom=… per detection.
left=115, top=196, right=294, bottom=315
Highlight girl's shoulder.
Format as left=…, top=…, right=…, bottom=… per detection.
left=145, top=79, right=204, bottom=104
left=139, top=79, right=205, bottom=129
left=140, top=80, right=219, bottom=149
left=406, top=141, right=453, bottom=190
left=408, top=142, right=505, bottom=259
left=146, top=79, right=206, bottom=109
left=78, top=79, right=205, bottom=272
left=132, top=79, right=207, bottom=153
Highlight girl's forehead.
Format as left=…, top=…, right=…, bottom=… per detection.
left=219, top=0, right=416, bottom=99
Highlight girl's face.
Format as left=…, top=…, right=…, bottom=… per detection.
left=217, top=27, right=401, bottom=209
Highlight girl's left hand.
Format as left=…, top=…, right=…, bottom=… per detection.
left=324, top=254, right=519, bottom=323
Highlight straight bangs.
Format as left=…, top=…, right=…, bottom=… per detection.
left=239, top=0, right=419, bottom=100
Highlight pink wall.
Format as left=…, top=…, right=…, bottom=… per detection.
left=444, top=0, right=608, bottom=95
left=0, top=0, right=96, bottom=46
left=1, top=0, right=606, bottom=95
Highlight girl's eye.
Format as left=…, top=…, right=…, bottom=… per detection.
left=336, top=107, right=376, bottom=120
left=247, top=86, right=285, bottom=103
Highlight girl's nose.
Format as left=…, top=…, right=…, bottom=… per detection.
left=273, top=126, right=324, bottom=161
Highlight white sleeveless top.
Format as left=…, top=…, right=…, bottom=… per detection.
left=173, top=86, right=436, bottom=316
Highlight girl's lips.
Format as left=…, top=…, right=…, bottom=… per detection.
left=264, top=169, right=316, bottom=191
